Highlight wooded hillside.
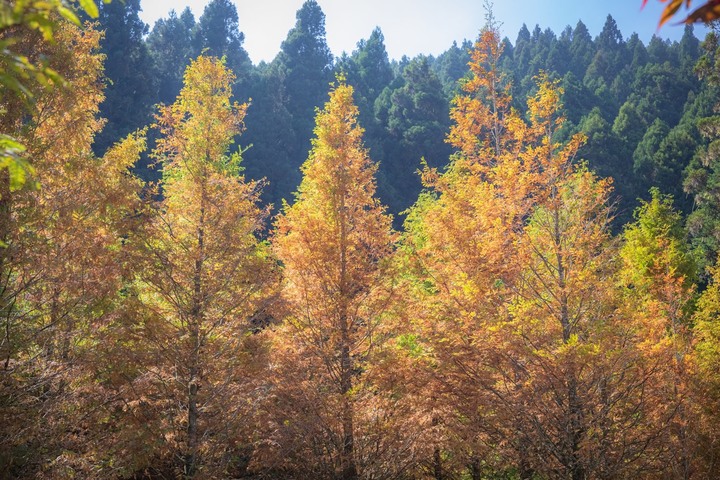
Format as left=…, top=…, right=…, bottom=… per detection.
left=3, top=1, right=720, bottom=478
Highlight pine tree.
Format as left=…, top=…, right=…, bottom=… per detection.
left=94, top=0, right=156, bottom=155
left=147, top=7, right=196, bottom=105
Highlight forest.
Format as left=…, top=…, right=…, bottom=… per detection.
left=3, top=0, right=720, bottom=478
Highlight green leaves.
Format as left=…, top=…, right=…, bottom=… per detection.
left=0, top=134, right=35, bottom=192
left=78, top=0, right=100, bottom=19
left=0, top=0, right=106, bottom=190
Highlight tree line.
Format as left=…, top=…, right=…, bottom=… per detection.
left=96, top=0, right=710, bottom=226
left=3, top=1, right=720, bottom=479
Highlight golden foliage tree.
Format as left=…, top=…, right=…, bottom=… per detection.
left=691, top=264, right=720, bottom=476
left=0, top=21, right=146, bottom=477
left=271, top=79, right=402, bottom=479
left=111, top=56, right=276, bottom=478
left=403, top=22, right=683, bottom=480
left=619, top=190, right=701, bottom=478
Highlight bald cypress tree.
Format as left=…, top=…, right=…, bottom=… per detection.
left=273, top=80, right=395, bottom=479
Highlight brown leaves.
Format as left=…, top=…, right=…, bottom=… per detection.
left=643, top=0, right=720, bottom=26
left=270, top=80, right=402, bottom=478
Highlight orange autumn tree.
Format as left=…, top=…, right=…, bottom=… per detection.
left=402, top=22, right=548, bottom=477
left=271, top=79, right=400, bottom=479
left=116, top=56, right=276, bottom=478
left=692, top=264, right=720, bottom=475
left=404, top=21, right=682, bottom=480
left=0, top=21, right=146, bottom=477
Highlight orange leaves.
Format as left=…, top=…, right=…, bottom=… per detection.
left=275, top=80, right=394, bottom=305
left=270, top=80, right=401, bottom=478
left=643, top=0, right=720, bottom=26
left=154, top=56, right=249, bottom=178
left=403, top=17, right=688, bottom=476
left=685, top=0, right=720, bottom=22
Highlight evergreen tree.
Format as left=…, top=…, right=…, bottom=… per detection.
left=340, top=27, right=395, bottom=169
left=683, top=30, right=720, bottom=270
left=569, top=20, right=595, bottom=79
left=432, top=39, right=472, bottom=96
left=275, top=0, right=333, bottom=174
left=647, top=35, right=673, bottom=65
left=513, top=23, right=532, bottom=82
left=94, top=0, right=156, bottom=155
left=680, top=25, right=701, bottom=74
left=578, top=108, right=633, bottom=222
left=627, top=32, right=649, bottom=70
left=146, top=8, right=196, bottom=105
left=634, top=117, right=670, bottom=190
left=380, top=57, right=450, bottom=217
left=242, top=63, right=298, bottom=210
left=193, top=0, right=251, bottom=86
left=348, top=27, right=394, bottom=105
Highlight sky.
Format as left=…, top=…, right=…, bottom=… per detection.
left=138, top=0, right=709, bottom=65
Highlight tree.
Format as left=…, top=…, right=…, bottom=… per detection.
left=631, top=62, right=695, bottom=127
left=274, top=0, right=334, bottom=191
left=93, top=0, right=156, bottom=156
left=345, top=27, right=394, bottom=106
left=577, top=107, right=633, bottom=223
left=404, top=19, right=683, bottom=478
left=584, top=16, right=627, bottom=103
left=339, top=27, right=394, bottom=146
left=684, top=28, right=720, bottom=271
left=680, top=25, right=702, bottom=73
left=0, top=21, right=145, bottom=477
left=0, top=0, right=104, bottom=103
left=613, top=100, right=647, bottom=154
left=649, top=125, right=698, bottom=213
left=692, top=264, right=720, bottom=475
left=241, top=62, right=298, bottom=210
left=402, top=22, right=540, bottom=477
left=432, top=39, right=472, bottom=97
left=146, top=7, right=196, bottom=105
left=512, top=23, right=533, bottom=83
left=119, top=56, right=275, bottom=478
left=619, top=190, right=698, bottom=479
left=0, top=0, right=107, bottom=195
left=271, top=79, right=397, bottom=479
left=569, top=20, right=596, bottom=79
left=336, top=27, right=395, bottom=208
left=380, top=57, right=450, bottom=217
left=193, top=0, right=251, bottom=86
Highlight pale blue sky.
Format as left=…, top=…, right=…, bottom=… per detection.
left=138, top=0, right=707, bottom=65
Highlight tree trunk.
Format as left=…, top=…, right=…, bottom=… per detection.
left=568, top=377, right=585, bottom=480
left=0, top=171, right=12, bottom=370
left=555, top=202, right=585, bottom=480
left=468, top=457, right=481, bottom=480
left=337, top=166, right=357, bottom=480
left=433, top=447, right=443, bottom=480
left=185, top=201, right=205, bottom=478
left=339, top=319, right=357, bottom=480
left=518, top=436, right=535, bottom=480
